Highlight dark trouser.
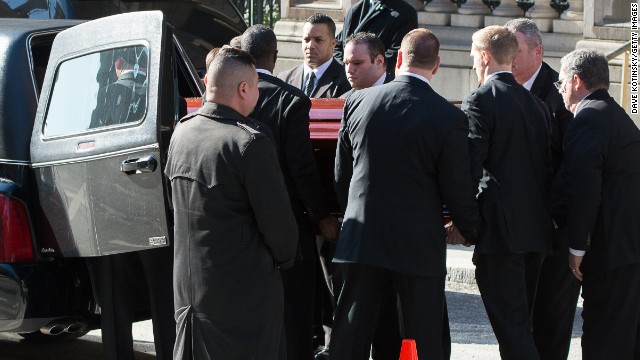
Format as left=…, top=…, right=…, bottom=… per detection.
left=532, top=251, right=581, bottom=360
left=474, top=252, right=544, bottom=360
left=330, top=263, right=446, bottom=360
left=581, top=262, right=640, bottom=360
left=281, top=217, right=316, bottom=360
left=320, top=240, right=405, bottom=359
left=315, top=237, right=336, bottom=349
left=87, top=246, right=175, bottom=360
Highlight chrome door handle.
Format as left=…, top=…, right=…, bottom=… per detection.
left=121, top=155, right=157, bottom=174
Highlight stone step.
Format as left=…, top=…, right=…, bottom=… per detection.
left=446, top=245, right=477, bottom=286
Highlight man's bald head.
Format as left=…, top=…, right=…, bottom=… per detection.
left=399, top=28, right=440, bottom=70
left=206, top=46, right=259, bottom=116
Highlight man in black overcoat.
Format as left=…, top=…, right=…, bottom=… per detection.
left=333, top=0, right=417, bottom=74
left=332, top=28, right=480, bottom=360
left=558, top=48, right=640, bottom=360
left=241, top=24, right=339, bottom=360
left=278, top=13, right=351, bottom=98
left=461, top=25, right=553, bottom=360
left=505, top=18, right=579, bottom=360
left=165, top=47, right=298, bottom=360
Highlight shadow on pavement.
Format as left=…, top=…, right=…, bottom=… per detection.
left=0, top=333, right=156, bottom=360
left=446, top=290, right=584, bottom=345
left=447, top=290, right=497, bottom=345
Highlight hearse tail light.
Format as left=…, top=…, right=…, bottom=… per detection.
left=0, top=194, right=35, bottom=262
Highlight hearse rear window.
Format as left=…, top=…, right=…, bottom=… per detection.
left=43, top=45, right=149, bottom=137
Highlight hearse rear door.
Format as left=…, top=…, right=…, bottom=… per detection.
left=30, top=11, right=175, bottom=257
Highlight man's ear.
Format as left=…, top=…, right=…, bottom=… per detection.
left=572, top=74, right=583, bottom=91
left=375, top=54, right=385, bottom=67
left=238, top=81, right=248, bottom=99
left=203, top=75, right=208, bottom=86
left=481, top=50, right=490, bottom=66
left=431, top=56, right=441, bottom=76
left=534, top=44, right=543, bottom=61
left=331, top=37, right=337, bottom=48
left=396, top=50, right=403, bottom=69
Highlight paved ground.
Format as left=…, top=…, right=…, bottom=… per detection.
left=0, top=246, right=584, bottom=359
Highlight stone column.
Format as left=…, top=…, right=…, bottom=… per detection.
left=457, top=0, right=491, bottom=15
left=527, top=2, right=558, bottom=19
left=452, top=0, right=490, bottom=27
left=561, top=0, right=585, bottom=20
left=552, top=0, right=585, bottom=35
left=525, top=1, right=558, bottom=32
left=423, top=0, right=457, bottom=26
left=424, top=0, right=457, bottom=13
left=491, top=0, right=523, bottom=17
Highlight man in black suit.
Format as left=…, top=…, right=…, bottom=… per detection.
left=166, top=47, right=298, bottom=360
left=278, top=13, right=351, bottom=98
left=333, top=0, right=417, bottom=74
left=334, top=31, right=402, bottom=360
left=557, top=48, right=640, bottom=359
left=332, top=28, right=480, bottom=360
left=240, top=24, right=339, bottom=360
left=505, top=18, right=579, bottom=360
left=461, top=25, right=553, bottom=360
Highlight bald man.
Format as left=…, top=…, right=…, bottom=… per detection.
left=332, top=29, right=480, bottom=360
left=165, top=46, right=298, bottom=360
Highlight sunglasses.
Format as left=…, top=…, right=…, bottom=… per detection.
left=554, top=77, right=569, bottom=90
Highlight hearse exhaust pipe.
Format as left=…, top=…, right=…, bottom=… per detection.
left=40, top=323, right=66, bottom=336
left=40, top=319, right=87, bottom=335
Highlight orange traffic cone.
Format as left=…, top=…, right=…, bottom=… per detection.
left=399, top=339, right=418, bottom=360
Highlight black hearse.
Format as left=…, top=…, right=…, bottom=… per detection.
left=0, top=10, right=239, bottom=341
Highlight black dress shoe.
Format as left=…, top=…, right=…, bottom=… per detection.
left=314, top=347, right=330, bottom=360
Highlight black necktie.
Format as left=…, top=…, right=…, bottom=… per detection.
left=304, top=72, right=316, bottom=97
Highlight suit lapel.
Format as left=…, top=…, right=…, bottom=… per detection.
left=355, top=2, right=385, bottom=33
left=293, top=66, right=305, bottom=89
left=312, top=59, right=340, bottom=97
left=530, top=64, right=549, bottom=98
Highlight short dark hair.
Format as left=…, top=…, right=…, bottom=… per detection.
left=561, top=48, right=610, bottom=91
left=400, top=28, right=439, bottom=69
left=345, top=32, right=385, bottom=63
left=241, top=24, right=277, bottom=61
left=305, top=13, right=336, bottom=38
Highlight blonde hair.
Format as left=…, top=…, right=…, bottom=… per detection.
left=471, top=25, right=518, bottom=66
